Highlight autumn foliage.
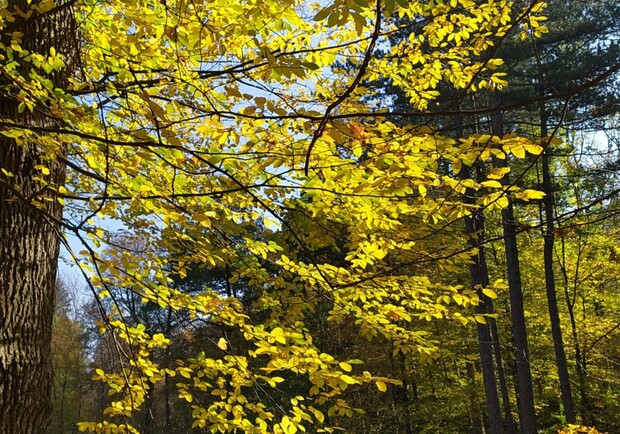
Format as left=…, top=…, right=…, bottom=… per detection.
left=2, top=0, right=619, bottom=433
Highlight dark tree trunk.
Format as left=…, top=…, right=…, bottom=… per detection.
left=490, top=92, right=537, bottom=433
left=142, top=387, right=155, bottom=434
left=466, top=361, right=486, bottom=433
left=499, top=197, right=538, bottom=434
left=164, top=307, right=174, bottom=434
left=466, top=207, right=504, bottom=434
left=488, top=316, right=517, bottom=434
left=472, top=166, right=515, bottom=433
left=559, top=237, right=591, bottom=425
left=539, top=87, right=577, bottom=424
left=399, top=352, right=413, bottom=434
left=0, top=130, right=66, bottom=433
left=457, top=112, right=504, bottom=433
left=0, top=1, right=75, bottom=432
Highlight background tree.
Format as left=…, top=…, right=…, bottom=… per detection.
left=349, top=0, right=620, bottom=432
left=47, top=278, right=89, bottom=434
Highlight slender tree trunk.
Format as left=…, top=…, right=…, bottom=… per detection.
left=164, top=307, right=174, bottom=434
left=560, top=238, right=590, bottom=425
left=473, top=168, right=515, bottom=433
left=467, top=361, right=486, bottom=433
left=143, top=387, right=155, bottom=434
left=481, top=215, right=516, bottom=433
left=389, top=340, right=412, bottom=433
left=59, top=372, right=68, bottom=433
left=164, top=371, right=173, bottom=434
left=458, top=112, right=504, bottom=434
left=499, top=197, right=537, bottom=434
left=75, top=371, right=83, bottom=434
left=399, top=352, right=413, bottom=434
left=466, top=208, right=504, bottom=434
left=490, top=92, right=537, bottom=433
left=539, top=88, right=576, bottom=424
left=463, top=169, right=504, bottom=433
left=0, top=1, right=75, bottom=432
left=488, top=317, right=517, bottom=434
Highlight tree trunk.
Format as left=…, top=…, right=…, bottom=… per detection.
left=142, top=387, right=155, bottom=434
left=466, top=207, right=504, bottom=434
left=399, top=352, right=413, bottom=434
left=462, top=167, right=504, bottom=433
left=539, top=87, right=577, bottom=424
left=0, top=1, right=75, bottom=432
left=488, top=316, right=517, bottom=434
left=559, top=237, right=591, bottom=425
left=164, top=307, right=174, bottom=434
left=457, top=112, right=504, bottom=434
left=466, top=361, right=486, bottom=433
left=490, top=92, right=537, bottom=433
left=499, top=197, right=538, bottom=434
left=0, top=133, right=66, bottom=433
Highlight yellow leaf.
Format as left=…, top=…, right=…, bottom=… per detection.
left=340, top=374, right=357, bottom=385
left=34, top=165, right=50, bottom=175
left=507, top=145, right=525, bottom=159
left=376, top=381, right=387, bottom=392
left=482, top=288, right=497, bottom=299
left=352, top=145, right=363, bottom=159
left=418, top=184, right=427, bottom=197
left=195, top=213, right=212, bottom=228
left=339, top=362, right=352, bottom=372
left=481, top=180, right=502, bottom=189
left=487, top=167, right=510, bottom=180
left=515, top=189, right=546, bottom=201
left=313, top=409, right=325, bottom=423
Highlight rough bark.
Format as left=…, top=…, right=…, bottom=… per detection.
left=0, top=127, right=66, bottom=433
left=0, top=1, right=75, bottom=432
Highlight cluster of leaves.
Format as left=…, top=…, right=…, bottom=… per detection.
left=558, top=425, right=607, bottom=434
left=0, top=0, right=562, bottom=432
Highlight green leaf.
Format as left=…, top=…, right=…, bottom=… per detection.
left=302, top=62, right=320, bottom=71
left=314, top=7, right=331, bottom=21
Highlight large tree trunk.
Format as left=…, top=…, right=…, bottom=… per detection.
left=0, top=128, right=66, bottom=433
left=0, top=1, right=75, bottom=432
